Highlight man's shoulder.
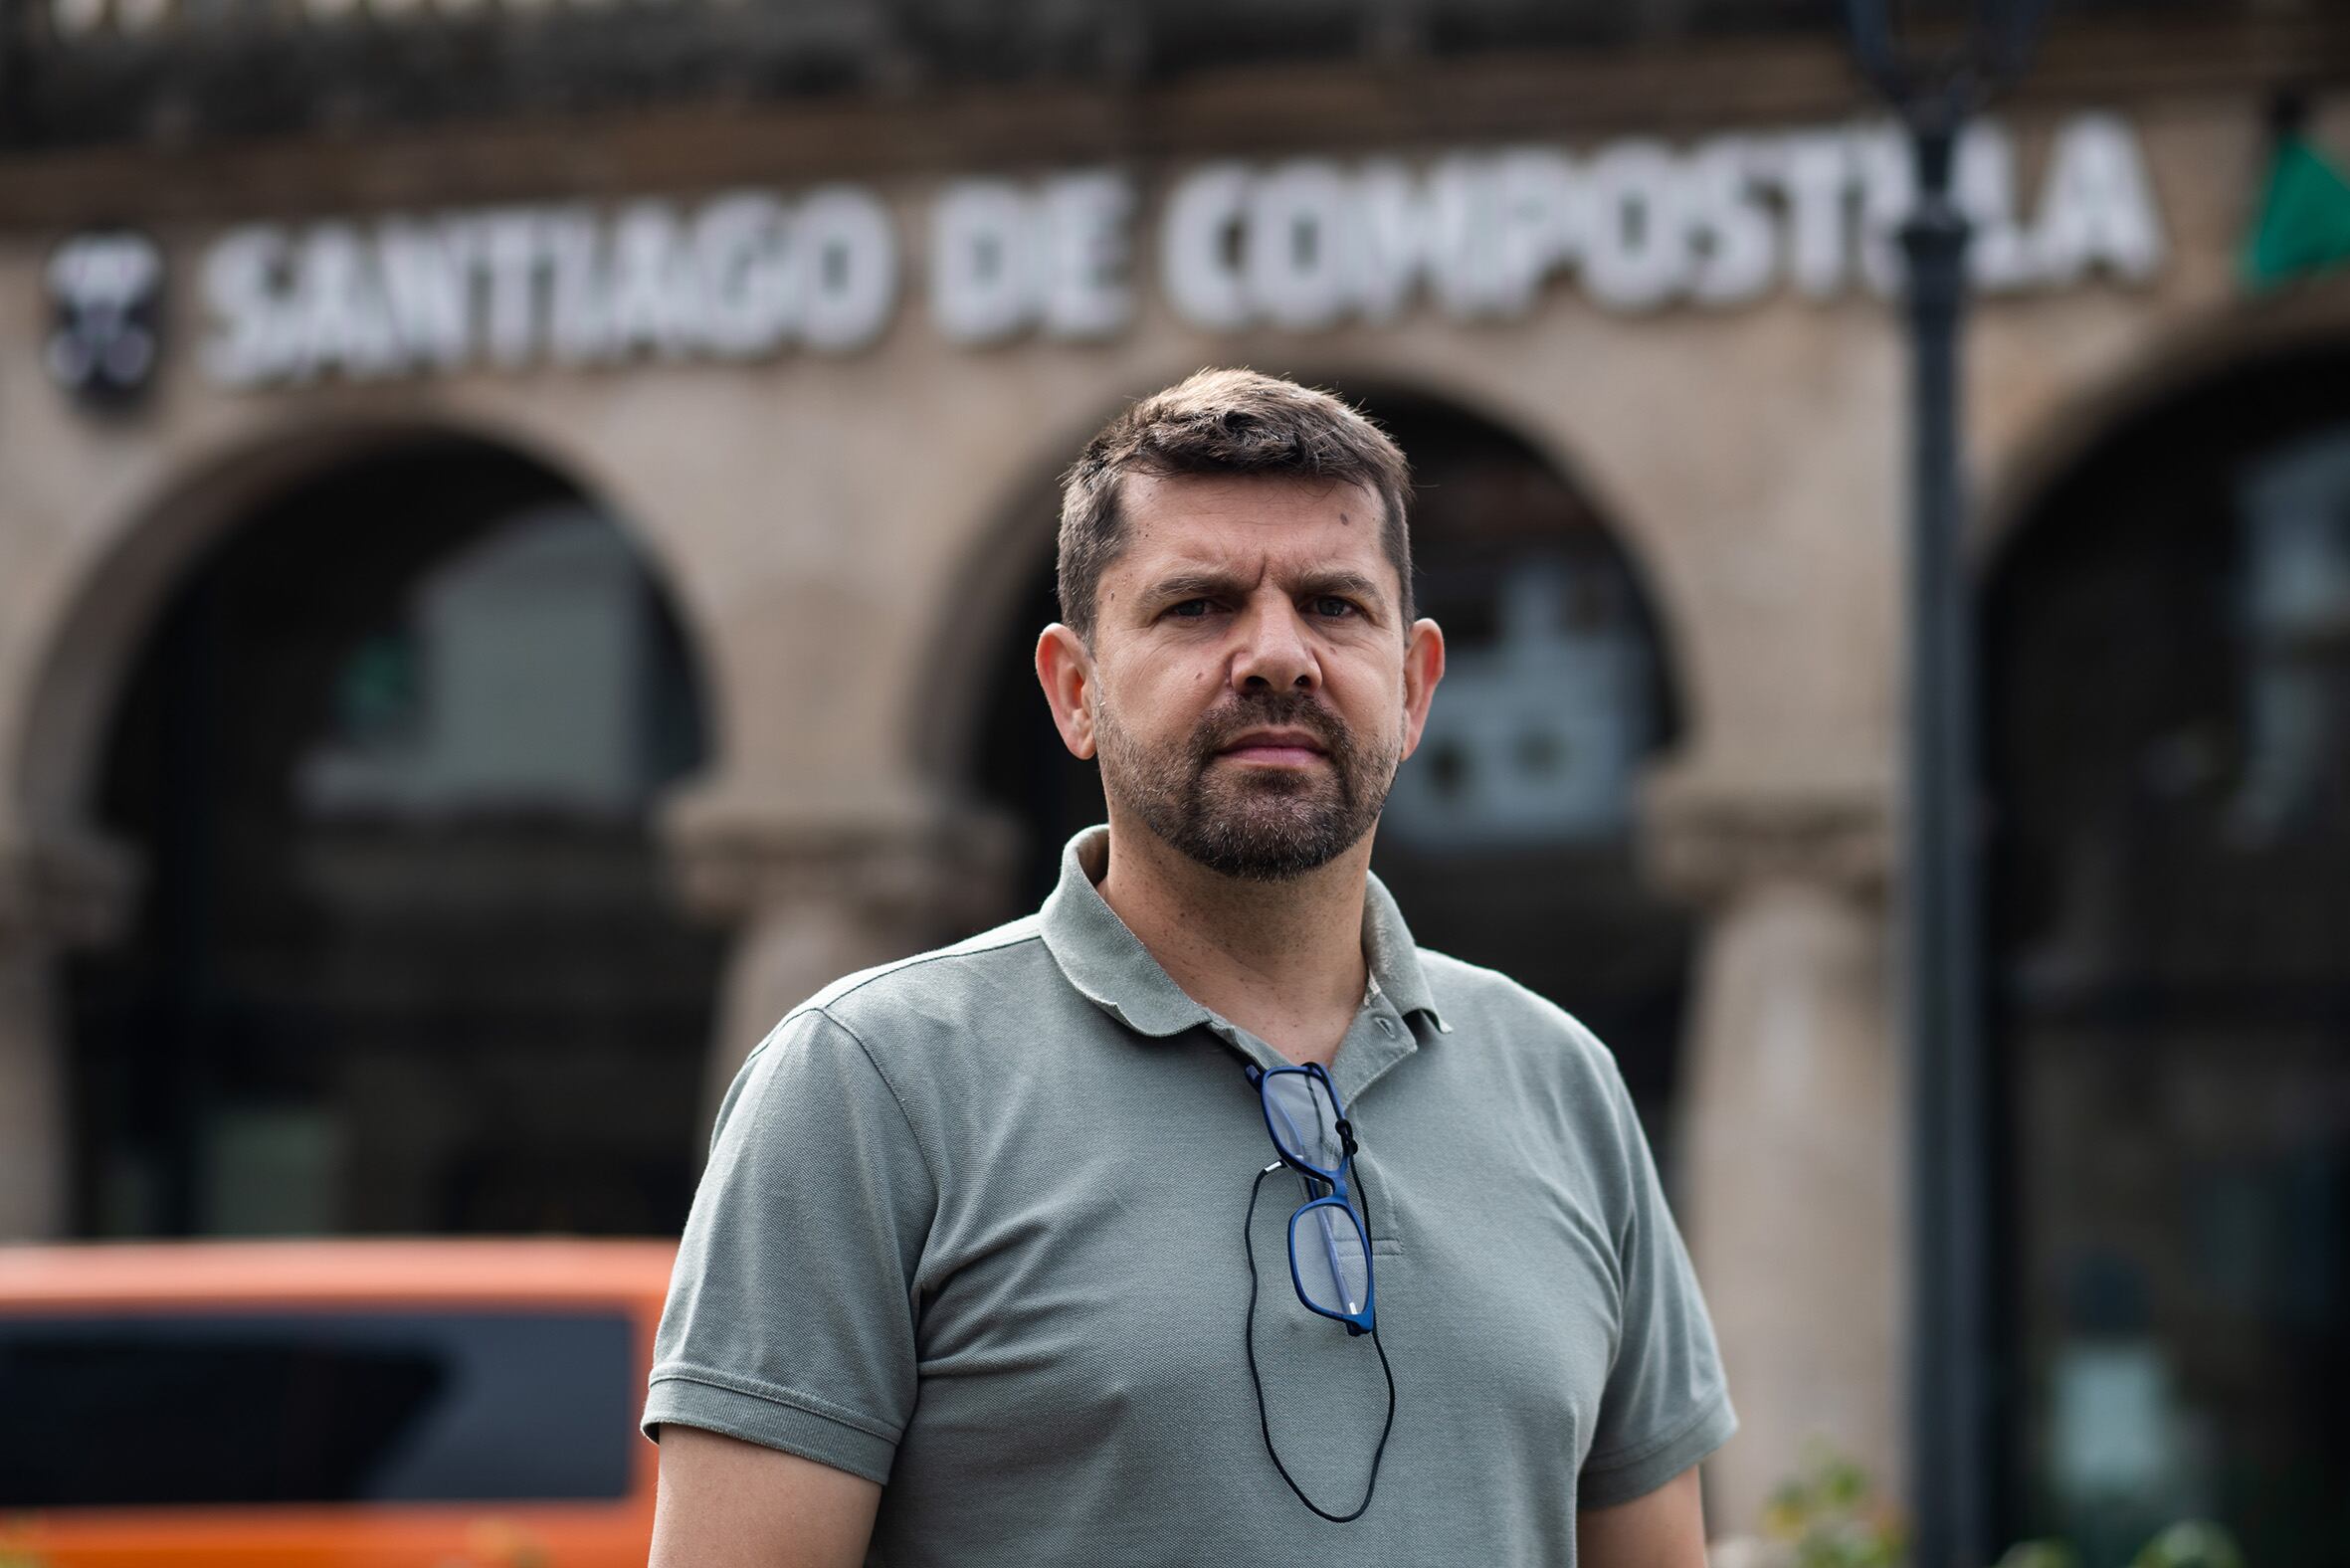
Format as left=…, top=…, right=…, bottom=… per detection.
left=799, top=913, right=1056, bottom=1026
left=1414, top=945, right=1624, bottom=1081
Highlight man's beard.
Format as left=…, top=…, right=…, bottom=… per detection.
left=1094, top=689, right=1400, bottom=882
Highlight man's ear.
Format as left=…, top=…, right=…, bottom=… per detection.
left=1397, top=617, right=1446, bottom=761
left=1036, top=623, right=1099, bottom=760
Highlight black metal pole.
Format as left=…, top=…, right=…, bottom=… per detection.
left=1900, top=102, right=1989, bottom=1568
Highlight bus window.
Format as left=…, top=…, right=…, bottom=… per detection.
left=0, top=1309, right=636, bottom=1507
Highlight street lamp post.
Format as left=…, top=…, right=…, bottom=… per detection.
left=1840, top=5, right=2044, bottom=1567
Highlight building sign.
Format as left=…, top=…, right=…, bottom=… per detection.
left=48, top=230, right=165, bottom=405
left=203, top=189, right=899, bottom=385
left=198, top=111, right=2163, bottom=388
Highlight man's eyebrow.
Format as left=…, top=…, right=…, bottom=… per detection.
left=1138, top=569, right=1253, bottom=605
left=1294, top=570, right=1389, bottom=605
left=1136, top=567, right=1393, bottom=613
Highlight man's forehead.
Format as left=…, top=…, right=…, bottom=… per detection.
left=1122, top=469, right=1381, bottom=526
left=1116, top=472, right=1393, bottom=578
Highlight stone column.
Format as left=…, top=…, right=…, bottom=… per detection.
left=0, top=832, right=134, bottom=1241
left=1641, top=766, right=1901, bottom=1538
left=663, top=786, right=1018, bottom=1134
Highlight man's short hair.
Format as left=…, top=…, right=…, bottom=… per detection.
left=1056, top=368, right=1415, bottom=643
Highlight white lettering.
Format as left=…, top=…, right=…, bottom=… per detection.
left=476, top=210, right=544, bottom=367
left=375, top=218, right=476, bottom=370
left=1350, top=160, right=1447, bottom=322
left=797, top=186, right=897, bottom=353
left=1685, top=136, right=1775, bottom=306
left=1164, top=164, right=1253, bottom=330
left=696, top=193, right=796, bottom=359
left=930, top=181, right=1035, bottom=345
left=1422, top=158, right=1510, bottom=318
left=1039, top=171, right=1133, bottom=340
left=603, top=203, right=702, bottom=359
left=2033, top=112, right=2165, bottom=284
left=1957, top=123, right=2036, bottom=290
left=1580, top=140, right=1692, bottom=312
left=201, top=226, right=293, bottom=387
left=1853, top=125, right=1908, bottom=297
left=1486, top=149, right=1580, bottom=315
left=545, top=207, right=610, bottom=365
left=293, top=225, right=401, bottom=381
left=1766, top=131, right=1856, bottom=299
left=188, top=113, right=2168, bottom=388
left=1246, top=160, right=1354, bottom=331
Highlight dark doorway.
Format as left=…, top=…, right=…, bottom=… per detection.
left=67, top=438, right=722, bottom=1238
left=971, top=388, right=1691, bottom=1139
left=1984, top=345, right=2350, bottom=1568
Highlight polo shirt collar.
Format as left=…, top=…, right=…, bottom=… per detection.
left=1040, top=826, right=1448, bottom=1039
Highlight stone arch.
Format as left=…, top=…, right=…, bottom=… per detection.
left=10, top=414, right=723, bottom=862
left=904, top=389, right=1138, bottom=796
left=1977, top=307, right=2350, bottom=1562
left=1978, top=279, right=2350, bottom=569
left=10, top=417, right=728, bottom=1239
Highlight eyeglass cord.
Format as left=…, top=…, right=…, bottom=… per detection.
left=1242, top=1158, right=1398, bottom=1523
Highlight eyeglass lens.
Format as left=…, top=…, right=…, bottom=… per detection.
left=1264, top=1072, right=1345, bottom=1173
left=1291, top=1202, right=1373, bottom=1319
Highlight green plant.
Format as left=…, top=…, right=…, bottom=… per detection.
left=2131, top=1522, right=2246, bottom=1568
left=1761, top=1443, right=1910, bottom=1568
left=1756, top=1451, right=2247, bottom=1568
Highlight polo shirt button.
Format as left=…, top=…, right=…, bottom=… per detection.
left=1377, top=1017, right=1396, bottom=1037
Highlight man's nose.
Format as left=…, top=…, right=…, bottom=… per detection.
left=1230, top=600, right=1319, bottom=693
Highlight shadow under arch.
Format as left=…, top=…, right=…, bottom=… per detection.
left=1978, top=279, right=2350, bottom=573
left=905, top=392, right=1132, bottom=798
left=1978, top=310, right=2350, bottom=1567
left=935, top=369, right=1694, bottom=1128
left=13, top=416, right=724, bottom=855
left=39, top=422, right=727, bottom=1239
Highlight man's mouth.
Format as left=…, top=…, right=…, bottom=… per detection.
left=1215, top=727, right=1330, bottom=767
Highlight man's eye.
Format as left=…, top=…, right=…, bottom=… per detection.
left=1169, top=599, right=1213, bottom=619
left=1311, top=596, right=1358, bottom=618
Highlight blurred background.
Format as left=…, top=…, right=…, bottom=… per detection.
left=0, top=0, right=2344, bottom=1562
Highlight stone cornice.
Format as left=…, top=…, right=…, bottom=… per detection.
left=1639, top=761, right=1893, bottom=908
left=1, top=13, right=2340, bottom=229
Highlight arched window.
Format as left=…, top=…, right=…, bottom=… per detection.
left=1985, top=345, right=2350, bottom=1568
left=67, top=438, right=721, bottom=1238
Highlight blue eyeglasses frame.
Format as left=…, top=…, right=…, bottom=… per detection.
left=1245, top=1061, right=1376, bottom=1335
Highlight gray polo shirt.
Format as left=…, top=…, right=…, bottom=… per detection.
left=644, top=827, right=1735, bottom=1565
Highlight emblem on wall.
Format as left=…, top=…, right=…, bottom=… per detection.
left=47, top=230, right=165, bottom=407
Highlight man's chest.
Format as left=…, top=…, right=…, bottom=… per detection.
left=889, top=1053, right=1626, bottom=1510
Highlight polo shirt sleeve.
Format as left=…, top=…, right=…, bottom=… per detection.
left=641, top=1005, right=936, bottom=1485
left=1576, top=1052, right=1738, bottom=1510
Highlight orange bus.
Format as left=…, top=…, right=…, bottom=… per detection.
left=0, top=1239, right=676, bottom=1568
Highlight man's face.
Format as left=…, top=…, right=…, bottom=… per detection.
left=1044, top=471, right=1444, bottom=882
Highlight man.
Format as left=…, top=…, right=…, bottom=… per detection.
left=644, top=369, right=1735, bottom=1567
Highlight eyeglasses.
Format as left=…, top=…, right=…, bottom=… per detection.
left=1241, top=1060, right=1396, bottom=1524
left=1246, top=1061, right=1375, bottom=1334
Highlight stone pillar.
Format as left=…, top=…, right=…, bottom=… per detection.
left=0, top=832, right=134, bottom=1241
left=663, top=787, right=1017, bottom=1133
left=1641, top=766, right=1901, bottom=1538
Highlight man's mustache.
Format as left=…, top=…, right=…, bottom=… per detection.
left=1188, top=693, right=1353, bottom=763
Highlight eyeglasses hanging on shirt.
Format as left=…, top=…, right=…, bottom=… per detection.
left=1242, top=1061, right=1398, bottom=1523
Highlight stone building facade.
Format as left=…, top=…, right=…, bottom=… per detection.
left=2, top=0, right=2345, bottom=1549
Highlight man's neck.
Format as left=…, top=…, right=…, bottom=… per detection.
left=1091, top=812, right=1371, bottom=1069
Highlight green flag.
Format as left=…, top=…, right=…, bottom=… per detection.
left=2243, top=131, right=2350, bottom=290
